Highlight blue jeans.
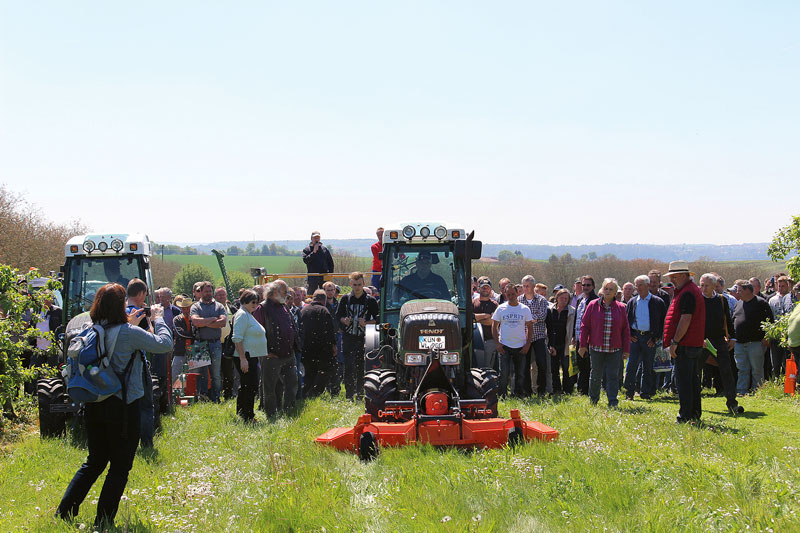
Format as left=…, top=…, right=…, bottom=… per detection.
left=206, top=340, right=222, bottom=402
left=370, top=274, right=381, bottom=289
left=625, top=336, right=656, bottom=396
left=734, top=341, right=766, bottom=394
left=589, top=349, right=622, bottom=407
left=499, top=345, right=526, bottom=397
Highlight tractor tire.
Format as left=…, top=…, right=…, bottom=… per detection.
left=508, top=427, right=524, bottom=448
left=465, top=368, right=499, bottom=418
left=364, top=369, right=398, bottom=421
left=151, top=376, right=162, bottom=431
left=37, top=378, right=67, bottom=438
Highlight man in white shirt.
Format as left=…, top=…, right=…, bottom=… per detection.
left=491, top=283, right=533, bottom=398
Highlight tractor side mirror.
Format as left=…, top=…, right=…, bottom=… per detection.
left=454, top=240, right=482, bottom=260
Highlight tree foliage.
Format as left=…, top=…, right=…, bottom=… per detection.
left=767, top=215, right=800, bottom=281
left=172, top=264, right=215, bottom=296
left=218, top=270, right=254, bottom=296
left=0, top=265, right=59, bottom=424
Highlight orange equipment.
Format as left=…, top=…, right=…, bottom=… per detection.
left=785, top=357, right=797, bottom=395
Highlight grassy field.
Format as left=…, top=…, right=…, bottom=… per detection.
left=162, top=255, right=304, bottom=275
left=2, top=381, right=799, bottom=532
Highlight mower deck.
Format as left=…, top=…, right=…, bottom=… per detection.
left=316, top=409, right=558, bottom=453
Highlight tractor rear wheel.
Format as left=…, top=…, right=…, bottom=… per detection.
left=37, top=378, right=67, bottom=438
left=364, top=369, right=398, bottom=421
left=465, top=368, right=499, bottom=418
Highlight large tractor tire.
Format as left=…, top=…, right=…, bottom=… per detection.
left=465, top=368, right=499, bottom=418
left=151, top=376, right=162, bottom=431
left=37, top=378, right=67, bottom=438
left=364, top=369, right=398, bottom=421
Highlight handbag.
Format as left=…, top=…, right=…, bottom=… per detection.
left=568, top=345, right=579, bottom=377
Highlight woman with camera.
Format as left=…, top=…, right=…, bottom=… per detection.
left=56, top=283, right=173, bottom=528
left=231, top=289, right=267, bottom=421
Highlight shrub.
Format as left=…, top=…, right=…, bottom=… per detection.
left=172, top=264, right=215, bottom=296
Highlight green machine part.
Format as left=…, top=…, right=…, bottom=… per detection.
left=211, top=249, right=234, bottom=298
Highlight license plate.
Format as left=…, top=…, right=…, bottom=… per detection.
left=419, top=335, right=445, bottom=349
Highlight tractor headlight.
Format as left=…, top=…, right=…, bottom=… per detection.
left=402, top=225, right=416, bottom=239
left=83, top=240, right=96, bottom=253
left=440, top=352, right=459, bottom=365
left=419, top=226, right=430, bottom=238
left=97, top=241, right=108, bottom=252
left=434, top=226, right=447, bottom=239
left=110, top=239, right=123, bottom=252
left=404, top=353, right=425, bottom=365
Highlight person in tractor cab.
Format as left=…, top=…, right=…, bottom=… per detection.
left=397, top=250, right=450, bottom=301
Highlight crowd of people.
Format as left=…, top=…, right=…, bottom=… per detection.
left=473, top=263, right=800, bottom=422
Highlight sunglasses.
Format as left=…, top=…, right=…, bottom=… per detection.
left=582, top=283, right=593, bottom=287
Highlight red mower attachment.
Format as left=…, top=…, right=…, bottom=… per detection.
left=316, top=407, right=558, bottom=461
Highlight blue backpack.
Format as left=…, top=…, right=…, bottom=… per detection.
left=63, top=324, right=123, bottom=403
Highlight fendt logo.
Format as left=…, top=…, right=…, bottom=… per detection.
left=420, top=329, right=444, bottom=335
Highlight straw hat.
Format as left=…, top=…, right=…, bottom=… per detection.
left=174, top=295, right=193, bottom=308
left=663, top=260, right=695, bottom=277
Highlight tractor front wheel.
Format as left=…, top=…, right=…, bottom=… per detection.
left=364, top=369, right=398, bottom=421
left=37, top=378, right=67, bottom=438
left=465, top=368, right=499, bottom=418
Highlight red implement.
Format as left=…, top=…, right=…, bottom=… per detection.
left=316, top=409, right=558, bottom=453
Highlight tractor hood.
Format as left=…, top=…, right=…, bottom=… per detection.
left=399, top=300, right=461, bottom=352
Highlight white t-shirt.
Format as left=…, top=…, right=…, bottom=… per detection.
left=491, top=302, right=532, bottom=349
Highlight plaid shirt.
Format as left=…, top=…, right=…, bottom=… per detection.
left=518, top=293, right=549, bottom=341
left=591, top=299, right=615, bottom=352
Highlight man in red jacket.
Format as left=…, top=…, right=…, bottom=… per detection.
left=370, top=227, right=384, bottom=289
left=662, top=261, right=706, bottom=423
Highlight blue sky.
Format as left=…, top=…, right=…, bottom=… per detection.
left=1, top=1, right=797, bottom=246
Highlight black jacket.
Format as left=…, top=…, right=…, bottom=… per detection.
left=302, top=242, right=335, bottom=275
left=300, top=302, right=336, bottom=356
left=625, top=294, right=666, bottom=344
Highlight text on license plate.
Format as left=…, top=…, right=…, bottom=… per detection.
left=419, top=335, right=445, bottom=349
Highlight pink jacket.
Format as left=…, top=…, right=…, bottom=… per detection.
left=579, top=298, right=631, bottom=353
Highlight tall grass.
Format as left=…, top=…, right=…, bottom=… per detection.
left=2, top=382, right=799, bottom=531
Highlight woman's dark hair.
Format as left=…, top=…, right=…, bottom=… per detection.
left=239, top=289, right=259, bottom=305
left=90, top=283, right=128, bottom=325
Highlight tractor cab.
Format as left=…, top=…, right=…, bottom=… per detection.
left=61, top=233, right=154, bottom=323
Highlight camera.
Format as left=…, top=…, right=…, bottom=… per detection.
left=142, top=307, right=152, bottom=317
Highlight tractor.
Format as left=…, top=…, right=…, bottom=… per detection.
left=36, top=233, right=165, bottom=437
left=316, top=223, right=558, bottom=459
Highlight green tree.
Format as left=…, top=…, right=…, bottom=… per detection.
left=172, top=264, right=215, bottom=295
left=245, top=243, right=257, bottom=256
left=497, top=250, right=515, bottom=263
left=218, top=270, right=254, bottom=297
left=227, top=246, right=241, bottom=256
left=260, top=244, right=269, bottom=255
left=768, top=215, right=800, bottom=281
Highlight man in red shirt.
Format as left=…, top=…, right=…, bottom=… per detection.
left=370, top=227, right=384, bottom=289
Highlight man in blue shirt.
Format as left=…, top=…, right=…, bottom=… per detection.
left=624, top=275, right=666, bottom=400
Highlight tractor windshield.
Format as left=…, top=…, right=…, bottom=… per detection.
left=383, top=244, right=467, bottom=311
left=64, top=256, right=143, bottom=320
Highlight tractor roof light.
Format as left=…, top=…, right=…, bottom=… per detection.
left=389, top=230, right=399, bottom=240
left=434, top=226, right=447, bottom=239
left=97, top=241, right=108, bottom=252
left=83, top=240, right=96, bottom=253
left=451, top=230, right=461, bottom=239
left=419, top=226, right=430, bottom=239
left=69, top=245, right=79, bottom=254
left=110, top=239, right=123, bottom=252
left=402, top=225, right=416, bottom=239
left=129, top=243, right=138, bottom=252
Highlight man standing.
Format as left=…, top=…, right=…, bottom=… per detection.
left=732, top=279, right=774, bottom=395
left=370, top=227, right=384, bottom=289
left=622, top=282, right=635, bottom=304
left=300, top=290, right=337, bottom=398
left=624, top=275, right=666, bottom=400
left=303, top=231, right=335, bottom=293
left=573, top=275, right=598, bottom=395
left=492, top=283, right=533, bottom=398
left=336, top=272, right=379, bottom=400
left=570, top=278, right=582, bottom=309
left=662, top=261, right=706, bottom=423
left=253, top=280, right=298, bottom=415
left=648, top=269, right=672, bottom=310
left=768, top=276, right=793, bottom=377
left=214, top=287, right=237, bottom=400
left=190, top=281, right=227, bottom=403
left=473, top=278, right=499, bottom=369
left=519, top=275, right=550, bottom=396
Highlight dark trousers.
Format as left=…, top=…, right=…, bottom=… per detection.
left=222, top=356, right=236, bottom=400
left=550, top=344, right=566, bottom=393
left=307, top=276, right=324, bottom=293
left=707, top=337, right=739, bottom=410
left=770, top=341, right=786, bottom=378
left=675, top=346, right=702, bottom=421
left=57, top=397, right=140, bottom=526
left=530, top=338, right=548, bottom=396
left=234, top=354, right=259, bottom=421
left=260, top=356, right=298, bottom=416
left=304, top=352, right=336, bottom=398
left=576, top=342, right=591, bottom=395
left=499, top=345, right=526, bottom=397
left=342, top=334, right=366, bottom=399
left=625, top=336, right=656, bottom=397
left=139, top=358, right=154, bottom=448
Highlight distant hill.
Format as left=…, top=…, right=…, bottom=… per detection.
left=161, top=239, right=772, bottom=261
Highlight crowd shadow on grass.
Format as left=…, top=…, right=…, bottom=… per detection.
left=616, top=405, right=651, bottom=415
left=706, top=409, right=766, bottom=420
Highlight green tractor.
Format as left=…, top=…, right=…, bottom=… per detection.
left=361, top=223, right=498, bottom=422
left=36, top=233, right=161, bottom=438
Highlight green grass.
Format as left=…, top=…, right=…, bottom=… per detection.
left=3, top=383, right=800, bottom=531
left=162, top=255, right=303, bottom=275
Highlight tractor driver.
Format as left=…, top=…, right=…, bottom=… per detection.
left=397, top=251, right=450, bottom=301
